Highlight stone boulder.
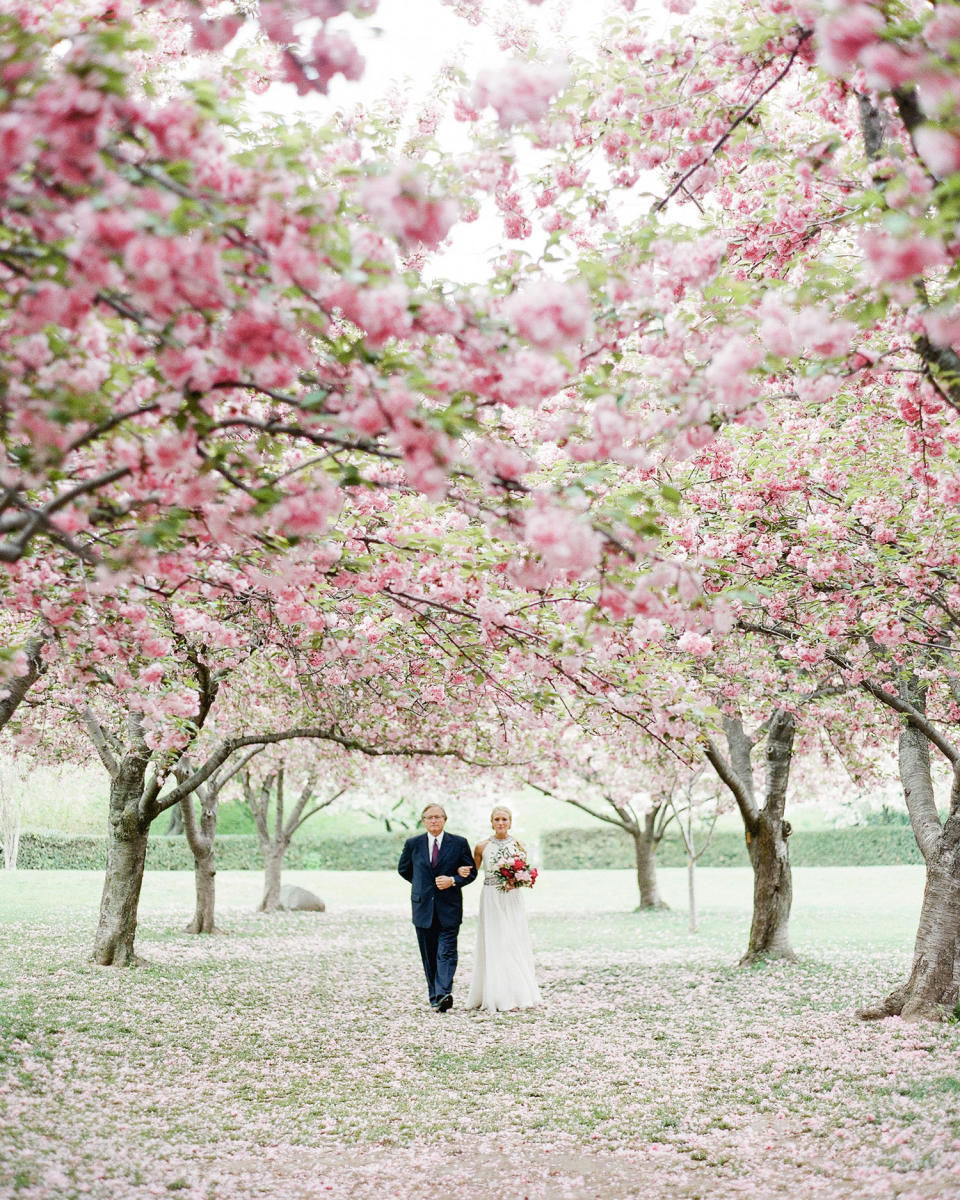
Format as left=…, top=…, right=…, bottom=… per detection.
left=278, top=884, right=326, bottom=912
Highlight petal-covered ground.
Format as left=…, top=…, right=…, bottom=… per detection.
left=2, top=867, right=959, bottom=1199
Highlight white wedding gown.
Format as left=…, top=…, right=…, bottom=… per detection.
left=466, top=837, right=541, bottom=1012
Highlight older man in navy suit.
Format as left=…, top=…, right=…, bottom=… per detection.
left=398, top=803, right=477, bottom=1011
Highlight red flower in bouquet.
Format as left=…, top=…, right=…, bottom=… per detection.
left=495, top=855, right=538, bottom=891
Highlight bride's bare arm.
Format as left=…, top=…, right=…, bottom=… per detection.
left=473, top=839, right=488, bottom=870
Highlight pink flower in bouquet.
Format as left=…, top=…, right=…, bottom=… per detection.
left=495, top=854, right=538, bottom=891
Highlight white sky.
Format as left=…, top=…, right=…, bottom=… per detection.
left=323, top=0, right=636, bottom=108
left=247, top=0, right=665, bottom=283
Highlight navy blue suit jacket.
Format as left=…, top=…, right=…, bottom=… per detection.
left=398, top=832, right=477, bottom=929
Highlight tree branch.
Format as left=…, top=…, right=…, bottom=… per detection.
left=739, top=618, right=960, bottom=765
left=524, top=778, right=633, bottom=832
left=82, top=707, right=119, bottom=777
left=154, top=727, right=487, bottom=816
left=859, top=676, right=960, bottom=766
left=702, top=736, right=759, bottom=833
left=287, top=788, right=346, bottom=838
left=0, top=632, right=50, bottom=731
left=654, top=31, right=811, bottom=213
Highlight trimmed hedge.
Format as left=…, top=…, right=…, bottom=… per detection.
left=785, top=828, right=924, bottom=867
left=17, top=825, right=925, bottom=871
left=17, top=831, right=407, bottom=872
left=541, top=826, right=924, bottom=869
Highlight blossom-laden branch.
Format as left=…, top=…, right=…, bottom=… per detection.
left=152, top=727, right=496, bottom=819
left=0, top=632, right=51, bottom=732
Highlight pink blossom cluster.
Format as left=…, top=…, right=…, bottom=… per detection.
left=361, top=168, right=459, bottom=250
left=503, top=279, right=594, bottom=353
left=470, top=59, right=571, bottom=128
left=524, top=500, right=603, bottom=574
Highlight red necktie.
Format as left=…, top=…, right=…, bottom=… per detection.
left=430, top=838, right=439, bottom=867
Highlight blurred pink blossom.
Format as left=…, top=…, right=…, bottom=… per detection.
left=815, top=5, right=885, bottom=75
left=471, top=59, right=570, bottom=128
left=503, top=279, right=593, bottom=352
left=913, top=126, right=960, bottom=178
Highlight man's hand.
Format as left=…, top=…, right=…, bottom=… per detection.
left=436, top=875, right=456, bottom=890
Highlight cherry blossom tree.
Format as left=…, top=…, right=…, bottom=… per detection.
left=6, top=0, right=960, bottom=1017
left=703, top=707, right=799, bottom=963
left=668, top=274, right=960, bottom=1003
left=522, top=722, right=701, bottom=911
left=177, top=746, right=264, bottom=934
left=239, top=752, right=345, bottom=913
left=17, top=518, right=568, bottom=963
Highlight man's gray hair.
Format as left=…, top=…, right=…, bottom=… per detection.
left=421, top=803, right=447, bottom=820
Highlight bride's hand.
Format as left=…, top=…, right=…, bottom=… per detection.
left=457, top=865, right=472, bottom=877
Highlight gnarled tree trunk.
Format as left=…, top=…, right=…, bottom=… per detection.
left=182, top=746, right=260, bottom=933
left=860, top=715, right=960, bottom=1022
left=741, top=710, right=796, bottom=964
left=706, top=708, right=797, bottom=965
left=743, top=810, right=794, bottom=963
left=187, top=843, right=218, bottom=933
left=182, top=790, right=220, bottom=935
left=861, top=849, right=960, bottom=1022
left=92, top=753, right=151, bottom=966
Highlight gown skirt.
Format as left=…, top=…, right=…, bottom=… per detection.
left=466, top=840, right=541, bottom=1012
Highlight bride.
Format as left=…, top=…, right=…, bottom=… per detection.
left=464, top=805, right=541, bottom=1012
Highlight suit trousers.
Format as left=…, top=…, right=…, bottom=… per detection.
left=416, top=916, right=459, bottom=1004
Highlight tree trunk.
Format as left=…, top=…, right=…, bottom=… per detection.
left=860, top=844, right=960, bottom=1022
left=687, top=855, right=697, bottom=933
left=165, top=805, right=185, bottom=835
left=633, top=816, right=668, bottom=911
left=92, top=755, right=150, bottom=966
left=859, top=721, right=960, bottom=1022
left=685, top=800, right=698, bottom=933
left=185, top=846, right=219, bottom=933
left=181, top=791, right=224, bottom=935
left=1, top=820, right=19, bottom=870
left=741, top=710, right=796, bottom=964
left=742, top=811, right=795, bottom=963
left=259, top=845, right=286, bottom=912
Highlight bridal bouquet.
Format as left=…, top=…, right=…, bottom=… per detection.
left=495, top=855, right=538, bottom=891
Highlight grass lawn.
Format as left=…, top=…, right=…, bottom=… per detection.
left=1, top=865, right=957, bottom=1200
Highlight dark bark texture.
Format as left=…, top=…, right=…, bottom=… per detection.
left=742, top=709, right=796, bottom=964
left=0, top=633, right=48, bottom=732
left=860, top=703, right=960, bottom=1022
left=743, top=810, right=795, bottom=964
left=707, top=709, right=797, bottom=964
left=181, top=788, right=222, bottom=935
left=92, top=752, right=151, bottom=966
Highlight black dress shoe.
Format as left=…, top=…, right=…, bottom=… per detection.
left=437, top=993, right=453, bottom=1012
